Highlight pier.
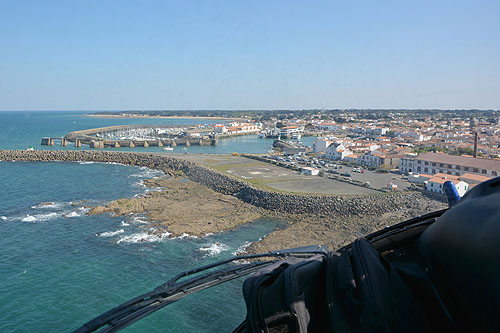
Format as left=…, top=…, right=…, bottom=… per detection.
left=41, top=125, right=219, bottom=148
left=41, top=137, right=69, bottom=146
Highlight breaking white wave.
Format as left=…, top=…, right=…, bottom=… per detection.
left=116, top=230, right=171, bottom=244
left=120, top=221, right=130, bottom=227
left=232, top=241, right=253, bottom=256
left=21, top=215, right=36, bottom=222
left=129, top=167, right=164, bottom=179
left=133, top=180, right=146, bottom=188
left=98, top=229, right=125, bottom=237
left=130, top=216, right=148, bottom=224
left=1, top=216, right=7, bottom=221
left=31, top=202, right=68, bottom=209
left=20, top=212, right=60, bottom=222
left=173, top=233, right=198, bottom=239
left=199, top=242, right=230, bottom=257
left=78, top=161, right=125, bottom=166
left=63, top=211, right=81, bottom=218
left=132, top=180, right=162, bottom=193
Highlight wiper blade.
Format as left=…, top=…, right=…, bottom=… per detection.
left=75, top=246, right=327, bottom=333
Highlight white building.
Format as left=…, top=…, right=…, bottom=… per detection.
left=213, top=124, right=228, bottom=133
left=313, top=139, right=334, bottom=154
left=399, top=154, right=418, bottom=174
left=366, top=127, right=390, bottom=135
left=426, top=177, right=469, bottom=197
left=325, top=143, right=352, bottom=160
left=411, top=152, right=500, bottom=177
left=360, top=152, right=384, bottom=167
left=280, top=126, right=304, bottom=137
left=318, top=122, right=337, bottom=131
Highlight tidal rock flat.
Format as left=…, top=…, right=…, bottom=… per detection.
left=88, top=177, right=264, bottom=237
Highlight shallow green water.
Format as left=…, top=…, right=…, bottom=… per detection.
left=0, top=111, right=297, bottom=332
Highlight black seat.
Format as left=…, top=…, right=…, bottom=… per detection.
left=418, top=176, right=500, bottom=330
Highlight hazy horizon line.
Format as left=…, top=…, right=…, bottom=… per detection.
left=1, top=108, right=500, bottom=113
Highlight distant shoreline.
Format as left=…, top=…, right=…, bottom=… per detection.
left=84, top=114, right=243, bottom=120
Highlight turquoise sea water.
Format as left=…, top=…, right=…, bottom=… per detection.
left=0, top=111, right=316, bottom=153
left=0, top=111, right=305, bottom=332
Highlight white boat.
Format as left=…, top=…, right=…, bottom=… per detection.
left=162, top=146, right=174, bottom=151
left=182, top=147, right=188, bottom=151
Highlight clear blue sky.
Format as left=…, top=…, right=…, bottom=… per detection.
left=1, top=0, right=499, bottom=110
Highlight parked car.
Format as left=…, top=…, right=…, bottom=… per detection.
left=341, top=172, right=351, bottom=177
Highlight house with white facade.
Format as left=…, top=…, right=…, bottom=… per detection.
left=426, top=176, right=469, bottom=197
left=325, top=143, right=352, bottom=160
left=366, top=127, right=390, bottom=136
left=318, top=122, right=337, bottom=131
left=399, top=154, right=418, bottom=174
left=360, top=151, right=383, bottom=167
left=213, top=124, right=228, bottom=133
left=280, top=126, right=304, bottom=137
left=313, top=138, right=334, bottom=154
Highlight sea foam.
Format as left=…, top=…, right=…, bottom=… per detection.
left=63, top=211, right=81, bottom=218
left=116, top=231, right=171, bottom=244
left=173, top=233, right=198, bottom=239
left=199, top=242, right=229, bottom=257
left=129, top=166, right=164, bottom=179
left=232, top=241, right=253, bottom=256
left=31, top=201, right=68, bottom=209
left=21, top=212, right=60, bottom=222
left=98, top=229, right=125, bottom=237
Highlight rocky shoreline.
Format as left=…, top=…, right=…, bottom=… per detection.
left=87, top=177, right=266, bottom=237
left=0, top=150, right=446, bottom=252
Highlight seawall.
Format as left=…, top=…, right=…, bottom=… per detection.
left=0, top=150, right=435, bottom=218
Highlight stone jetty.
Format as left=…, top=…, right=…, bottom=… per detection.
left=0, top=150, right=440, bottom=219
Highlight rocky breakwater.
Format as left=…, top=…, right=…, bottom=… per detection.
left=0, top=150, right=445, bottom=252
left=0, top=150, right=439, bottom=219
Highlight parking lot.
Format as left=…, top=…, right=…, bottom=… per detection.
left=333, top=165, right=410, bottom=190
left=171, top=154, right=380, bottom=195
left=260, top=154, right=411, bottom=191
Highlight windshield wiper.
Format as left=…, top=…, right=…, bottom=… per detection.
left=75, top=245, right=327, bottom=333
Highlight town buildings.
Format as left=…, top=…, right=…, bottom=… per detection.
left=400, top=152, right=500, bottom=177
